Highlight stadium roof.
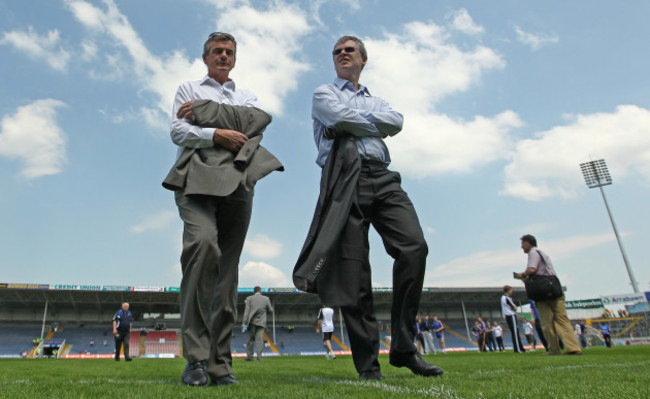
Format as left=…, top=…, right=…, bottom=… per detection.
left=0, top=283, right=528, bottom=316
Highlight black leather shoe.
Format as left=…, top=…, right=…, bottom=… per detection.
left=212, top=374, right=239, bottom=386
left=125, top=357, right=132, bottom=362
left=359, top=370, right=385, bottom=380
left=389, top=352, right=444, bottom=377
left=182, top=360, right=209, bottom=386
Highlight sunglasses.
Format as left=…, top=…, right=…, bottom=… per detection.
left=332, top=46, right=356, bottom=56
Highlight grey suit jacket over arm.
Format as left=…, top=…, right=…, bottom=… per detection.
left=243, top=294, right=273, bottom=328
left=162, top=100, right=284, bottom=197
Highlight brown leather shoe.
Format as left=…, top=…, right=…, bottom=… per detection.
left=564, top=351, right=583, bottom=355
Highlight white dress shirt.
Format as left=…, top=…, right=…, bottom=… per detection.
left=169, top=75, right=262, bottom=159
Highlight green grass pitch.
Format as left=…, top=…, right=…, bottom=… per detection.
left=1, top=346, right=649, bottom=398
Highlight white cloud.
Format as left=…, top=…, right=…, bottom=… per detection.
left=425, top=232, right=615, bottom=287
left=515, top=25, right=559, bottom=51
left=130, top=211, right=177, bottom=234
left=239, top=261, right=292, bottom=287
left=448, top=9, right=485, bottom=35
left=0, top=99, right=67, bottom=179
left=80, top=39, right=97, bottom=61
left=209, top=2, right=312, bottom=115
left=0, top=26, right=71, bottom=71
left=502, top=105, right=650, bottom=200
left=362, top=17, right=520, bottom=177
left=310, top=0, right=361, bottom=26
left=64, top=0, right=311, bottom=131
left=65, top=0, right=205, bottom=130
left=244, top=234, right=283, bottom=259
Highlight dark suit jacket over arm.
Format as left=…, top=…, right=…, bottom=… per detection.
left=293, top=135, right=363, bottom=307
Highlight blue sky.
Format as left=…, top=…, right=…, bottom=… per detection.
left=1, top=0, right=649, bottom=300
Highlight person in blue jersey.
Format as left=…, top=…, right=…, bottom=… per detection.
left=529, top=300, right=548, bottom=351
left=599, top=323, right=612, bottom=348
left=432, top=316, right=447, bottom=354
left=112, top=302, right=132, bottom=362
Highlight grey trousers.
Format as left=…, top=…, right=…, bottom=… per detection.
left=175, top=186, right=253, bottom=378
left=422, top=331, right=436, bottom=354
left=246, top=324, right=266, bottom=360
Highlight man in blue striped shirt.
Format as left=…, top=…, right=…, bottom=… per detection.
left=310, top=35, right=442, bottom=380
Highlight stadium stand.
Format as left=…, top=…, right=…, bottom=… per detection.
left=143, top=330, right=180, bottom=357
left=0, top=322, right=42, bottom=358
left=128, top=331, right=140, bottom=358
left=13, top=284, right=623, bottom=357
left=54, top=324, right=114, bottom=355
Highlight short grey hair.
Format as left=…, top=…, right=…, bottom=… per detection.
left=203, top=32, right=237, bottom=56
left=334, top=35, right=367, bottom=59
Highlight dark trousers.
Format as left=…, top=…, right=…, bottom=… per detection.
left=340, top=163, right=428, bottom=374
left=535, top=318, right=548, bottom=350
left=486, top=332, right=496, bottom=351
left=603, top=334, right=612, bottom=348
left=496, top=336, right=505, bottom=351
left=114, top=331, right=130, bottom=359
left=477, top=332, right=487, bottom=351
left=175, top=186, right=253, bottom=378
left=505, top=315, right=525, bottom=353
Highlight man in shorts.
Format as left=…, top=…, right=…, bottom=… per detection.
left=317, top=305, right=336, bottom=359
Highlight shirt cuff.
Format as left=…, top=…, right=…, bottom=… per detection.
left=200, top=127, right=215, bottom=144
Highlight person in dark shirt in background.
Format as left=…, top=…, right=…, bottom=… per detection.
left=113, top=302, right=132, bottom=361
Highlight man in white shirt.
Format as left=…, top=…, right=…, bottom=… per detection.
left=167, top=33, right=274, bottom=387
left=522, top=318, right=537, bottom=351
left=317, top=306, right=336, bottom=359
left=493, top=321, right=505, bottom=351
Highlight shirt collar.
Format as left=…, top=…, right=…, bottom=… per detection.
left=333, top=77, right=370, bottom=96
left=200, top=75, right=236, bottom=90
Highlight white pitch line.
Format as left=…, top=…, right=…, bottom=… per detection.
left=302, top=377, right=462, bottom=398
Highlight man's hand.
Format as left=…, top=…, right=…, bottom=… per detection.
left=177, top=100, right=195, bottom=121
left=325, top=127, right=346, bottom=139
left=213, top=128, right=248, bottom=152
left=113, top=329, right=118, bottom=337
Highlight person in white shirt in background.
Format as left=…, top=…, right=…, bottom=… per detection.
left=317, top=305, right=336, bottom=359
left=493, top=321, right=505, bottom=351
left=522, top=318, right=537, bottom=351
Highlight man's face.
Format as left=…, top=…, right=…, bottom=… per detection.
left=521, top=240, right=532, bottom=253
left=333, top=40, right=366, bottom=80
left=122, top=304, right=129, bottom=311
left=203, top=40, right=236, bottom=77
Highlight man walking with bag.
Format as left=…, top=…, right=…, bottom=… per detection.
left=517, top=234, right=582, bottom=355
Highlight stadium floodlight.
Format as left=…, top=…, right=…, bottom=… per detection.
left=580, top=159, right=639, bottom=293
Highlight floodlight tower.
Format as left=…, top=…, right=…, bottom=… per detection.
left=580, top=159, right=639, bottom=293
